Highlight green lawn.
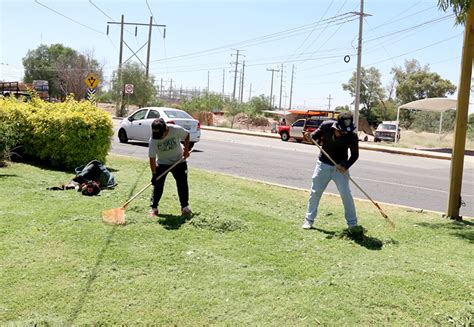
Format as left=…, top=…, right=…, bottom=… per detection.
left=0, top=155, right=472, bottom=325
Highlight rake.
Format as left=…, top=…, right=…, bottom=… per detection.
left=102, top=155, right=187, bottom=225
left=310, top=138, right=395, bottom=228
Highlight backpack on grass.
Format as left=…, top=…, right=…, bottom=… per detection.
left=73, top=160, right=116, bottom=189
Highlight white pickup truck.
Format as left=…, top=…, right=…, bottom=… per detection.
left=374, top=121, right=400, bottom=142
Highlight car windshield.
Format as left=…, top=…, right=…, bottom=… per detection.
left=164, top=110, right=193, bottom=119
left=378, top=124, right=396, bottom=130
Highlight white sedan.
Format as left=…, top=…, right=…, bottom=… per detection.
left=118, top=107, right=201, bottom=148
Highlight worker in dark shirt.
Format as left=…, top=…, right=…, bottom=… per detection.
left=302, top=112, right=359, bottom=229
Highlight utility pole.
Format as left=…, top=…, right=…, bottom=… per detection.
left=169, top=79, right=173, bottom=98
left=107, top=15, right=166, bottom=78
left=240, top=61, right=245, bottom=103
left=279, top=63, right=284, bottom=110
left=145, top=16, right=153, bottom=78
left=446, top=6, right=474, bottom=220
left=327, top=94, right=333, bottom=111
left=222, top=69, right=225, bottom=100
left=289, top=64, right=295, bottom=110
left=267, top=67, right=280, bottom=109
left=160, top=78, right=163, bottom=97
left=248, top=83, right=252, bottom=101
left=231, top=49, right=243, bottom=101
left=352, top=0, right=370, bottom=129
left=107, top=14, right=166, bottom=114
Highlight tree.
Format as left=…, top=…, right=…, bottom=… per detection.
left=223, top=101, right=245, bottom=128
left=181, top=92, right=224, bottom=116
left=334, top=105, right=350, bottom=113
left=438, top=0, right=472, bottom=24
left=391, top=59, right=456, bottom=129
left=22, top=44, right=103, bottom=99
left=245, top=95, right=270, bottom=118
left=111, top=62, right=156, bottom=116
left=342, top=67, right=384, bottom=125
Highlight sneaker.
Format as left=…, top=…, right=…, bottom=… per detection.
left=150, top=208, right=159, bottom=217
left=302, top=219, right=313, bottom=229
left=181, top=206, right=193, bottom=217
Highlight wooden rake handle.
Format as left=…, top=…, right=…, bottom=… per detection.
left=309, top=138, right=395, bottom=228
left=122, top=152, right=190, bottom=209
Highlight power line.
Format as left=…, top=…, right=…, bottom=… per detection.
left=364, top=15, right=454, bottom=43
left=149, top=14, right=360, bottom=64
left=88, top=0, right=114, bottom=20
left=34, top=0, right=104, bottom=35
left=298, top=33, right=462, bottom=80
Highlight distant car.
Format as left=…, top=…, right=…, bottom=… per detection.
left=118, top=107, right=201, bottom=149
left=278, top=117, right=329, bottom=143
left=374, top=121, right=400, bottom=142
left=278, top=119, right=305, bottom=142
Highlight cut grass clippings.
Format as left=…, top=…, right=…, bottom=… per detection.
left=0, top=154, right=473, bottom=325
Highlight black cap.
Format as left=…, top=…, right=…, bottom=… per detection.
left=151, top=118, right=167, bottom=139
left=334, top=112, right=355, bottom=133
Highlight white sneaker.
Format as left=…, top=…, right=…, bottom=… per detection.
left=302, top=220, right=313, bottom=229
left=181, top=206, right=193, bottom=217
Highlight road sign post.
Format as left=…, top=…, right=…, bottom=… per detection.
left=84, top=73, right=100, bottom=106
left=124, top=84, right=134, bottom=113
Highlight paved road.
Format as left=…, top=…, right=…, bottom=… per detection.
left=111, top=122, right=474, bottom=217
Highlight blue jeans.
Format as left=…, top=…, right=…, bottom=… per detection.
left=305, top=161, right=357, bottom=227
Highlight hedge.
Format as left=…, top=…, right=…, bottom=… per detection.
left=0, top=96, right=114, bottom=169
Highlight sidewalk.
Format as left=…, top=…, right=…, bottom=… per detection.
left=201, top=125, right=474, bottom=162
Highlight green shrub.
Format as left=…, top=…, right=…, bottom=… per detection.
left=0, top=96, right=114, bottom=169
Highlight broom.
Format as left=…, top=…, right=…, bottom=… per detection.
left=102, top=154, right=188, bottom=225
left=309, top=137, right=395, bottom=228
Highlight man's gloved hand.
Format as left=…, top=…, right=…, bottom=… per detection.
left=151, top=172, right=159, bottom=184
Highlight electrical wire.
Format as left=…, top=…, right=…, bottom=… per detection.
left=34, top=0, right=104, bottom=35
left=149, top=14, right=363, bottom=64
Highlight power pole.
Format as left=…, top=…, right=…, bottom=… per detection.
left=169, top=79, right=173, bottom=98
left=248, top=83, right=252, bottom=101
left=267, top=67, right=280, bottom=109
left=352, top=0, right=370, bottom=129
left=240, top=61, right=245, bottom=103
left=145, top=16, right=153, bottom=78
left=279, top=63, right=284, bottom=110
left=289, top=64, right=295, bottom=110
left=160, top=78, right=163, bottom=97
left=327, top=94, right=333, bottom=111
left=107, top=14, right=166, bottom=114
left=222, top=69, right=225, bottom=100
left=231, top=49, right=243, bottom=101
left=107, top=15, right=166, bottom=78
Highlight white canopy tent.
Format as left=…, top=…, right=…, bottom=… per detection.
left=396, top=98, right=457, bottom=142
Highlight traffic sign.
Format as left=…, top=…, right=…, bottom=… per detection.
left=124, top=84, right=134, bottom=95
left=85, top=73, right=100, bottom=88
left=87, top=88, right=96, bottom=104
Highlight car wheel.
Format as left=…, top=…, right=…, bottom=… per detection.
left=118, top=129, right=128, bottom=143
left=281, top=132, right=289, bottom=141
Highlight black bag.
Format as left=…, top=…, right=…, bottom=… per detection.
left=73, top=160, right=116, bottom=189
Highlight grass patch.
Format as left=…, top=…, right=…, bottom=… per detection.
left=0, top=155, right=473, bottom=325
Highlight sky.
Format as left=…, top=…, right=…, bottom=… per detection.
left=0, top=0, right=472, bottom=112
